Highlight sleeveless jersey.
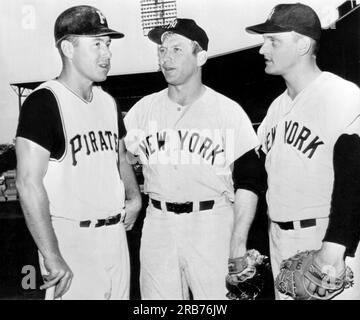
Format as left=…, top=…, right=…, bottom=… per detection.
left=35, top=80, right=125, bottom=220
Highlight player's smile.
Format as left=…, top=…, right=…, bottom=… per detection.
left=98, top=61, right=111, bottom=73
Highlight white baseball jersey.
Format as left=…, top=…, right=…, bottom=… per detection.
left=36, top=80, right=125, bottom=221
left=124, top=86, right=259, bottom=202
left=258, top=72, right=360, bottom=222
left=344, top=115, right=360, bottom=136
left=124, top=85, right=258, bottom=299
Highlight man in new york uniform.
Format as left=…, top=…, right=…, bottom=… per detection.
left=124, top=19, right=263, bottom=299
left=15, top=5, right=141, bottom=299
left=246, top=3, right=360, bottom=299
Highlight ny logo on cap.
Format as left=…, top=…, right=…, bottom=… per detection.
left=166, top=19, right=178, bottom=29
left=96, top=10, right=106, bottom=24
left=267, top=7, right=276, bottom=21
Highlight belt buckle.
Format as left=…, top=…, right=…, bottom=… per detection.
left=104, top=216, right=112, bottom=225
left=95, top=218, right=105, bottom=227
left=174, top=202, right=192, bottom=214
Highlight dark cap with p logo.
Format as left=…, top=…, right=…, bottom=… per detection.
left=54, top=5, right=124, bottom=45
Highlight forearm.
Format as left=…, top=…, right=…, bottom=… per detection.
left=119, top=159, right=142, bottom=206
left=230, top=189, right=258, bottom=258
left=17, top=179, right=62, bottom=260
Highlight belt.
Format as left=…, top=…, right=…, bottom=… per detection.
left=151, top=199, right=215, bottom=214
left=79, top=213, right=123, bottom=228
left=274, top=218, right=317, bottom=230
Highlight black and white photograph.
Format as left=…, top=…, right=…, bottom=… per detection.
left=0, top=0, right=359, bottom=309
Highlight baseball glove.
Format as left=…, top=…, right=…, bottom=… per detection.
left=275, top=250, right=354, bottom=300
left=226, top=249, right=271, bottom=300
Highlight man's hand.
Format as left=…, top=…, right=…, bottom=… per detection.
left=314, top=241, right=346, bottom=274
left=308, top=242, right=347, bottom=297
left=40, top=255, right=73, bottom=299
left=226, top=249, right=271, bottom=300
left=275, top=246, right=354, bottom=300
left=124, top=198, right=142, bottom=231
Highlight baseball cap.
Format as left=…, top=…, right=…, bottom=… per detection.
left=54, top=5, right=124, bottom=45
left=148, top=18, right=209, bottom=51
left=246, top=3, right=321, bottom=40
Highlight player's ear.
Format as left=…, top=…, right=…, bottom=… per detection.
left=60, top=40, right=75, bottom=59
left=296, top=35, right=312, bottom=56
left=197, top=50, right=208, bottom=67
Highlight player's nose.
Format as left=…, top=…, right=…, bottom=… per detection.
left=101, top=46, right=112, bottom=59
left=259, top=43, right=267, bottom=55
left=259, top=38, right=272, bottom=55
left=160, top=52, right=172, bottom=63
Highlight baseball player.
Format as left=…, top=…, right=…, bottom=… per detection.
left=245, top=3, right=360, bottom=299
left=15, top=5, right=141, bottom=300
left=124, top=18, right=263, bottom=299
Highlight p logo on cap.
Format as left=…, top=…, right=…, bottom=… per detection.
left=96, top=10, right=106, bottom=25
left=54, top=5, right=125, bottom=45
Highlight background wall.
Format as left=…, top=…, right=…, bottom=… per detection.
left=0, top=0, right=346, bottom=143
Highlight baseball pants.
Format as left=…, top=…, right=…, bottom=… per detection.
left=39, top=216, right=130, bottom=300
left=139, top=197, right=234, bottom=300
left=269, top=218, right=360, bottom=300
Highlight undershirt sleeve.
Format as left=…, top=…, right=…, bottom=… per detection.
left=16, top=88, right=65, bottom=159
left=323, top=134, right=360, bottom=257
left=232, top=148, right=267, bottom=196
left=114, top=98, right=126, bottom=139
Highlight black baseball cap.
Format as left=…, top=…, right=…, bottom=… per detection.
left=54, top=5, right=124, bottom=45
left=148, top=18, right=209, bottom=51
left=246, top=3, right=321, bottom=40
